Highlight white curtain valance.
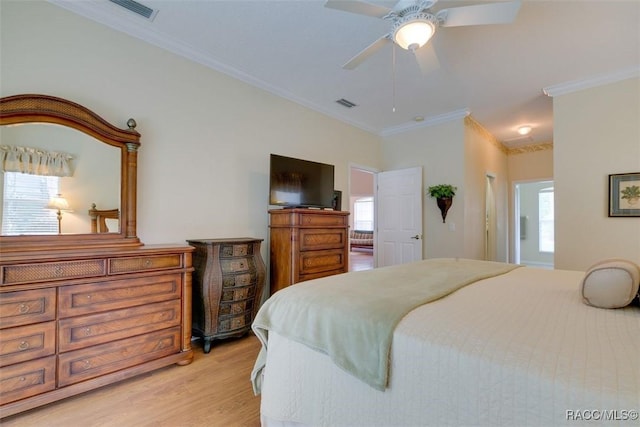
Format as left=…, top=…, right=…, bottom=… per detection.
left=0, top=145, right=74, bottom=177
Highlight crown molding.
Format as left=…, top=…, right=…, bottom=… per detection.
left=464, top=116, right=508, bottom=154
left=543, top=66, right=640, bottom=97
left=507, top=142, right=553, bottom=155
left=379, top=108, right=470, bottom=137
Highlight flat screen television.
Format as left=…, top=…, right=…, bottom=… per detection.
left=269, top=154, right=335, bottom=209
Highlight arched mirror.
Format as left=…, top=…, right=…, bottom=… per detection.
left=0, top=94, right=141, bottom=251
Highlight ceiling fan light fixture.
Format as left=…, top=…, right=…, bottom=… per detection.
left=392, top=13, right=437, bottom=51
left=517, top=125, right=532, bottom=135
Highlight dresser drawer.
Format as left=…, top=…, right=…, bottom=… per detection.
left=218, top=298, right=255, bottom=316
left=109, top=254, right=182, bottom=274
left=0, top=321, right=56, bottom=368
left=0, top=288, right=56, bottom=329
left=222, top=272, right=257, bottom=288
left=0, top=356, right=56, bottom=405
left=299, top=228, right=347, bottom=251
left=59, top=299, right=181, bottom=352
left=220, top=257, right=255, bottom=274
left=221, top=286, right=255, bottom=303
left=58, top=327, right=181, bottom=387
left=58, top=273, right=181, bottom=318
left=1, top=260, right=105, bottom=285
left=298, top=249, right=346, bottom=276
left=299, top=212, right=348, bottom=227
left=218, top=312, right=252, bottom=334
left=219, top=243, right=256, bottom=257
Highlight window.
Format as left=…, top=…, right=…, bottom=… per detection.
left=538, top=187, right=554, bottom=253
left=2, top=172, right=59, bottom=235
left=353, top=197, right=374, bottom=231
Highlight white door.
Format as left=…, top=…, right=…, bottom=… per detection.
left=375, top=167, right=423, bottom=267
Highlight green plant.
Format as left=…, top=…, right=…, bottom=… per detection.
left=621, top=185, right=640, bottom=200
left=427, top=184, right=457, bottom=199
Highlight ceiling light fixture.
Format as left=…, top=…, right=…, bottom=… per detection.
left=517, top=125, right=532, bottom=135
left=392, top=13, right=438, bottom=51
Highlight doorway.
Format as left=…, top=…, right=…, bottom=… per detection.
left=349, top=166, right=375, bottom=271
left=514, top=180, right=554, bottom=268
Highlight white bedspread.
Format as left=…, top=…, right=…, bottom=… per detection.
left=260, top=267, right=640, bottom=426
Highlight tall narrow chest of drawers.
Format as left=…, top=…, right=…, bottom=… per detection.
left=269, top=209, right=349, bottom=294
left=0, top=244, right=194, bottom=417
left=186, top=238, right=266, bottom=353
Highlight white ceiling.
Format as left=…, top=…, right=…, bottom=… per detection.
left=50, top=0, right=640, bottom=147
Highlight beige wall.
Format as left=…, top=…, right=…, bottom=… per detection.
left=463, top=119, right=509, bottom=262
left=553, top=77, right=640, bottom=270
left=1, top=2, right=382, bottom=273
left=507, top=147, right=554, bottom=262
left=381, top=120, right=467, bottom=259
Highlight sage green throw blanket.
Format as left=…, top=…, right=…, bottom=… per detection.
left=251, top=258, right=520, bottom=393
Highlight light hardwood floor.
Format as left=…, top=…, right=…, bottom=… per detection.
left=1, top=335, right=262, bottom=427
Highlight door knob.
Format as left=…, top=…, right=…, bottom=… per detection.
left=411, top=235, right=421, bottom=240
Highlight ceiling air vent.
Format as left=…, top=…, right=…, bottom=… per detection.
left=109, top=0, right=158, bottom=21
left=336, top=98, right=357, bottom=108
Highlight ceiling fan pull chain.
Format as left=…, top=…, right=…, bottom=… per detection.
left=392, top=43, right=396, bottom=113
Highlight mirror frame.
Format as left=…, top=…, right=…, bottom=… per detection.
left=0, top=94, right=141, bottom=252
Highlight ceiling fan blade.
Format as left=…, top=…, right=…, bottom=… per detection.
left=413, top=43, right=440, bottom=75
left=343, top=34, right=391, bottom=70
left=438, top=0, right=521, bottom=27
left=324, top=0, right=392, bottom=19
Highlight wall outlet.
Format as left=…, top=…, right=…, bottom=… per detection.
left=448, top=222, right=456, bottom=232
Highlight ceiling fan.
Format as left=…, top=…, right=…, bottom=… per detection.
left=325, top=0, right=521, bottom=70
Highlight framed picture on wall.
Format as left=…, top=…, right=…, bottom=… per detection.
left=609, top=172, right=640, bottom=217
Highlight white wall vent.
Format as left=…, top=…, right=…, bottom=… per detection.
left=108, top=0, right=158, bottom=21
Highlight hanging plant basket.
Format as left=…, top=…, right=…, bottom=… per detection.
left=427, top=184, right=457, bottom=223
left=436, top=197, right=453, bottom=223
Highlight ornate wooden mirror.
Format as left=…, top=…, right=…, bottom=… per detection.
left=0, top=94, right=141, bottom=251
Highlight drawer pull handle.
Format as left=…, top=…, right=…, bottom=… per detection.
left=86, top=294, right=92, bottom=300
left=54, top=266, right=64, bottom=275
left=84, top=327, right=92, bottom=336
left=19, top=376, right=26, bottom=382
left=83, top=360, right=91, bottom=370
left=18, top=341, right=30, bottom=350
left=144, top=260, right=152, bottom=267
left=18, top=304, right=29, bottom=314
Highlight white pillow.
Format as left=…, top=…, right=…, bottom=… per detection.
left=581, top=259, right=640, bottom=309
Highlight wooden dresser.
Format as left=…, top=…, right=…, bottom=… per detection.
left=269, top=209, right=349, bottom=294
left=187, top=238, right=266, bottom=353
left=0, top=245, right=194, bottom=417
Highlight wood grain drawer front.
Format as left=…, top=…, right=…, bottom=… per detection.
left=299, top=249, right=345, bottom=276
left=2, top=259, right=106, bottom=285
left=218, top=298, right=254, bottom=317
left=59, top=300, right=181, bottom=352
left=0, top=356, right=56, bottom=405
left=219, top=243, right=255, bottom=257
left=58, top=273, right=181, bottom=318
left=109, top=254, right=182, bottom=274
left=299, top=229, right=347, bottom=251
left=299, top=213, right=347, bottom=227
left=218, top=312, right=252, bottom=334
left=58, top=327, right=181, bottom=387
left=0, top=321, right=56, bottom=368
left=221, top=286, right=255, bottom=303
left=222, top=272, right=257, bottom=289
left=0, top=288, right=56, bottom=329
left=220, top=257, right=254, bottom=274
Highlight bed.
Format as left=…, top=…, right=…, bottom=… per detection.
left=251, top=258, right=640, bottom=427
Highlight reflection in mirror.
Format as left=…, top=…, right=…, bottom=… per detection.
left=1, top=124, right=120, bottom=236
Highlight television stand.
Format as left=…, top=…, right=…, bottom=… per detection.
left=268, top=209, right=349, bottom=294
